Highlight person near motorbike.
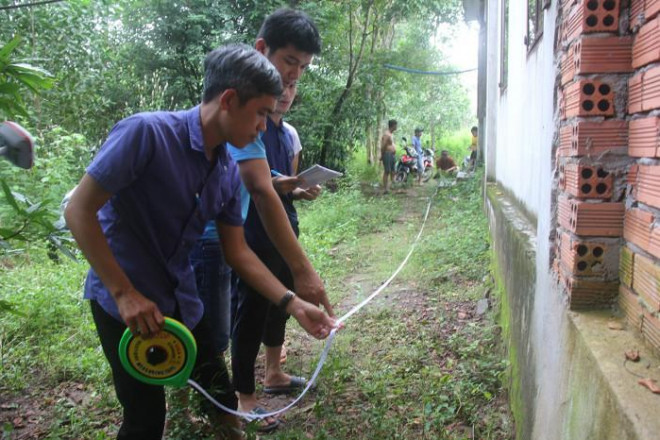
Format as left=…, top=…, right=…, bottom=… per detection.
left=380, top=119, right=397, bottom=194
left=436, top=150, right=458, bottom=175
left=412, top=127, right=424, bottom=185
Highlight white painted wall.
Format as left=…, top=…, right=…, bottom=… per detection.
left=484, top=2, right=565, bottom=439
left=485, top=1, right=556, bottom=219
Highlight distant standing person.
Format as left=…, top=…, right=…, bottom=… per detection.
left=469, top=126, right=478, bottom=170
left=380, top=119, right=397, bottom=194
left=412, top=127, right=424, bottom=185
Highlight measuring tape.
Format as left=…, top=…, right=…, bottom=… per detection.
left=118, top=189, right=437, bottom=419
left=118, top=317, right=197, bottom=388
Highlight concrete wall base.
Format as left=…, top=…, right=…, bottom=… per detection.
left=486, top=183, right=660, bottom=440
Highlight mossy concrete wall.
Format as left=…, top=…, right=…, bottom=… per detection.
left=486, top=184, right=660, bottom=440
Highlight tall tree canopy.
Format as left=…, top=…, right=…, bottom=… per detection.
left=0, top=0, right=471, bottom=173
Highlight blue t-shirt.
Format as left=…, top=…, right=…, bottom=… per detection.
left=413, top=135, right=423, bottom=156
left=242, top=117, right=298, bottom=253
left=198, top=133, right=268, bottom=241
left=228, top=134, right=267, bottom=220
left=84, top=106, right=242, bottom=329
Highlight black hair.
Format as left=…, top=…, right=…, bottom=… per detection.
left=257, top=8, right=321, bottom=55
left=388, top=119, right=397, bottom=129
left=471, top=126, right=478, bottom=132
left=202, top=44, right=283, bottom=104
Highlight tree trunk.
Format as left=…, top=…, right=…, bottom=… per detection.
left=319, top=0, right=374, bottom=166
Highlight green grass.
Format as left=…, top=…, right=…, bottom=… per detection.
left=435, top=131, right=473, bottom=167
left=0, top=161, right=511, bottom=439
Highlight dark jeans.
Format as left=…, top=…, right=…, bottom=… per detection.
left=191, top=237, right=232, bottom=353
left=90, top=300, right=237, bottom=440
left=231, top=244, right=292, bottom=395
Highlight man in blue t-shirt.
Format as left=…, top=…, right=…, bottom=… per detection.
left=64, top=44, right=335, bottom=440
left=190, top=7, right=332, bottom=365
left=413, top=127, right=424, bottom=185
left=225, top=9, right=331, bottom=432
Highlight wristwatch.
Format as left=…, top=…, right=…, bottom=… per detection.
left=278, top=290, right=296, bottom=312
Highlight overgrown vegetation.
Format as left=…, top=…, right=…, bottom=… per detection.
left=0, top=1, right=506, bottom=438
left=1, top=161, right=511, bottom=439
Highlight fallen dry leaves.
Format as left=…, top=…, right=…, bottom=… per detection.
left=625, top=350, right=640, bottom=362
left=608, top=321, right=624, bottom=331
left=638, top=378, right=660, bottom=394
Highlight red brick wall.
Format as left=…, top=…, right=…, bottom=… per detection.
left=624, top=0, right=660, bottom=353
left=556, top=0, right=660, bottom=351
left=555, top=0, right=629, bottom=310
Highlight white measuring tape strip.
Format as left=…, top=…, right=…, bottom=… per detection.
left=190, top=189, right=438, bottom=421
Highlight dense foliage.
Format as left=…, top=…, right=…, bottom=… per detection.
left=0, top=0, right=473, bottom=259
left=0, top=0, right=471, bottom=164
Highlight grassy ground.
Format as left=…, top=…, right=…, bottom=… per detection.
left=0, top=169, right=512, bottom=439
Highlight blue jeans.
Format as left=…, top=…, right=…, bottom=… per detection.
left=191, top=237, right=232, bottom=353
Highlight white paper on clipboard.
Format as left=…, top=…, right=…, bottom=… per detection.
left=297, top=164, right=343, bottom=189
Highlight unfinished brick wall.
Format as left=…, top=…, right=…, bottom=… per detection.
left=555, top=0, right=630, bottom=309
left=555, top=0, right=660, bottom=352
left=622, top=0, right=660, bottom=354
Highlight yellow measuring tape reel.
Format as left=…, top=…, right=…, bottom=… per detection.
left=119, top=317, right=196, bottom=387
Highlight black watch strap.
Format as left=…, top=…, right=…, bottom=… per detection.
left=278, top=290, right=296, bottom=312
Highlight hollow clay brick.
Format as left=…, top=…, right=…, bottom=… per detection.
left=642, top=307, right=660, bottom=353
left=633, top=16, right=660, bottom=68
left=564, top=1, right=620, bottom=45
left=631, top=0, right=660, bottom=28
left=631, top=0, right=645, bottom=28
left=561, top=50, right=577, bottom=86
left=558, top=121, right=628, bottom=157
left=558, top=126, right=573, bottom=156
left=643, top=66, right=660, bottom=111
left=630, top=66, right=660, bottom=114
left=629, top=164, right=639, bottom=187
left=577, top=36, right=633, bottom=74
left=558, top=196, right=624, bottom=236
left=620, top=285, right=644, bottom=331
left=624, top=208, right=654, bottom=251
left=620, top=246, right=635, bottom=287
left=563, top=8, right=584, bottom=46
left=629, top=117, right=660, bottom=157
left=629, top=73, right=644, bottom=114
left=561, top=163, right=614, bottom=199
left=649, top=228, right=660, bottom=259
left=564, top=79, right=615, bottom=117
left=651, top=0, right=660, bottom=20
left=562, top=275, right=619, bottom=309
left=560, top=232, right=614, bottom=278
left=632, top=252, right=660, bottom=311
left=636, top=165, right=660, bottom=208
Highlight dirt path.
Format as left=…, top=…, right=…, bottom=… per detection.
left=251, top=182, right=512, bottom=439
left=1, top=179, right=512, bottom=439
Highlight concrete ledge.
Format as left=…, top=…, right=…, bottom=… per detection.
left=568, top=310, right=660, bottom=440
left=486, top=183, right=660, bottom=440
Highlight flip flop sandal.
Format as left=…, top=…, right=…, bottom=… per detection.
left=246, top=406, right=280, bottom=433
left=263, top=376, right=308, bottom=395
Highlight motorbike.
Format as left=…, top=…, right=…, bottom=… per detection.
left=394, top=145, right=434, bottom=183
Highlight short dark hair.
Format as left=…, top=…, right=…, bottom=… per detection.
left=471, top=126, right=478, bottom=132
left=202, top=44, right=283, bottom=104
left=388, top=119, right=397, bottom=129
left=257, top=8, right=321, bottom=55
